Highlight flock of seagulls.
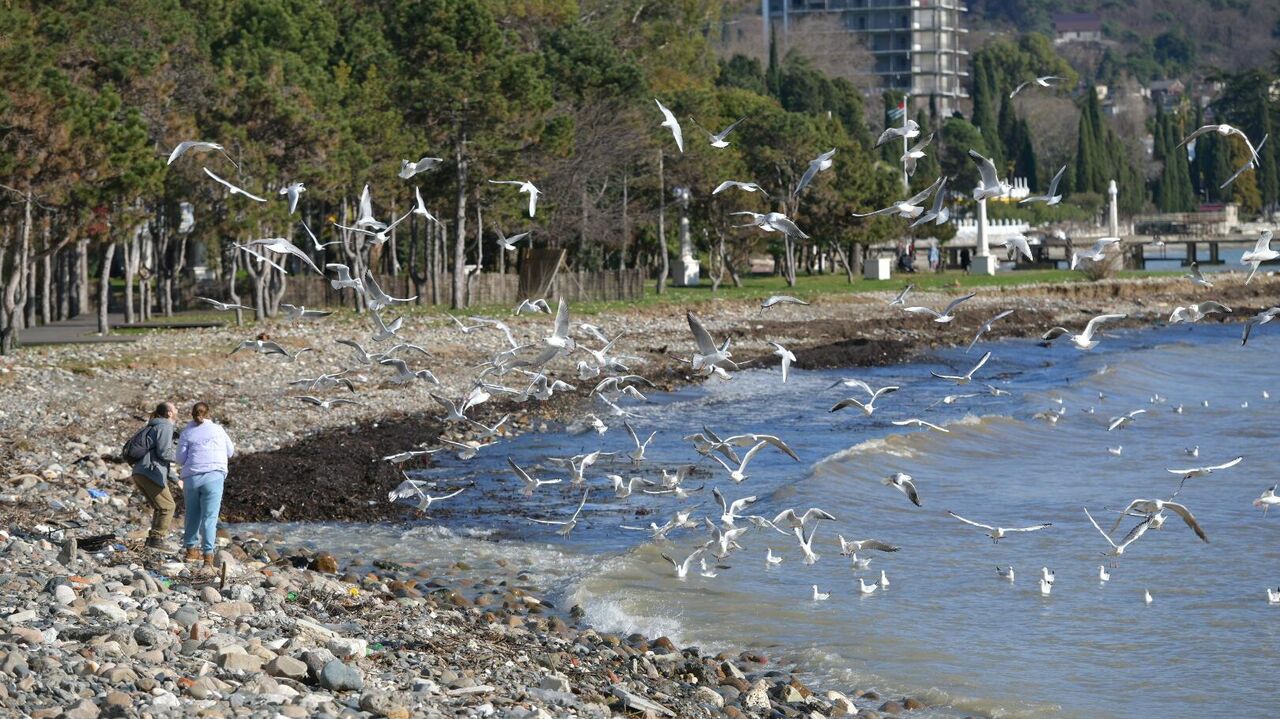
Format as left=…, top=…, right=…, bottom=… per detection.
left=163, top=87, right=1280, bottom=611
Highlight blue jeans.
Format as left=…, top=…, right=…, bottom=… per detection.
left=182, top=471, right=225, bottom=554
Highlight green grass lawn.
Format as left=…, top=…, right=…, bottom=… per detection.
left=108, top=268, right=1178, bottom=331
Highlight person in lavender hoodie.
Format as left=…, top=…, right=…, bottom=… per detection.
left=175, top=401, right=235, bottom=566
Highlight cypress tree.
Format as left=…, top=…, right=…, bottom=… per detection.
left=1013, top=118, right=1038, bottom=192
left=766, top=26, right=781, bottom=99
left=996, top=93, right=1016, bottom=171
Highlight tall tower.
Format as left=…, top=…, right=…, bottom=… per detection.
left=761, top=0, right=969, bottom=115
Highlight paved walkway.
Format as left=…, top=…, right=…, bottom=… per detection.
left=17, top=312, right=224, bottom=346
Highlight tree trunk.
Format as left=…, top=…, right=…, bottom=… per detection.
left=657, top=151, right=668, bottom=295
left=75, top=238, right=89, bottom=317
left=830, top=241, right=855, bottom=283
left=451, top=131, right=468, bottom=309
left=619, top=172, right=629, bottom=271
left=226, top=244, right=243, bottom=327
left=123, top=230, right=138, bottom=324
left=407, top=213, right=425, bottom=303
left=1, top=193, right=32, bottom=352
left=97, top=241, right=116, bottom=335
left=41, top=250, right=52, bottom=326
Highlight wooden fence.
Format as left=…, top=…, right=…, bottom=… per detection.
left=187, top=268, right=646, bottom=310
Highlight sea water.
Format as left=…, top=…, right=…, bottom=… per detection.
left=254, top=320, right=1280, bottom=718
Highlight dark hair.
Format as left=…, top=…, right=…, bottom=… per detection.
left=151, top=402, right=173, bottom=419
left=192, top=402, right=210, bottom=424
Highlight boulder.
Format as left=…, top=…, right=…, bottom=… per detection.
left=318, top=660, right=363, bottom=692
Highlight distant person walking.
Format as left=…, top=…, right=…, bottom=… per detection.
left=126, top=402, right=180, bottom=552
left=175, top=402, right=235, bottom=566
left=928, top=242, right=940, bottom=272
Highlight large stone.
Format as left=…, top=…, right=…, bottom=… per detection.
left=694, top=686, right=725, bottom=708
left=265, top=655, right=308, bottom=680
left=300, top=648, right=337, bottom=682
left=171, top=607, right=199, bottom=629
left=311, top=553, right=339, bottom=574
left=87, top=602, right=128, bottom=623
left=538, top=673, right=571, bottom=693
left=209, top=601, right=254, bottom=620
left=359, top=690, right=411, bottom=719
left=147, top=608, right=170, bottom=630
left=218, top=653, right=263, bottom=673
left=325, top=637, right=367, bottom=660
left=62, top=698, right=99, bottom=719
left=54, top=585, right=77, bottom=605
left=743, top=680, right=771, bottom=711
left=318, top=660, right=363, bottom=692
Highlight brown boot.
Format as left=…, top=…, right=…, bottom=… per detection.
left=202, top=553, right=215, bottom=568
left=183, top=547, right=200, bottom=562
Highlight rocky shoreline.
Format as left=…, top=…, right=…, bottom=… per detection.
left=4, top=274, right=1280, bottom=718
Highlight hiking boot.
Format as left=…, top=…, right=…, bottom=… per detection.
left=145, top=537, right=179, bottom=553
left=184, top=547, right=201, bottom=562
left=202, top=553, right=215, bottom=568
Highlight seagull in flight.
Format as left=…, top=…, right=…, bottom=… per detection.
left=387, top=476, right=465, bottom=514
left=901, top=291, right=976, bottom=323
left=1070, top=238, right=1120, bottom=269
left=295, top=396, right=361, bottom=410
left=1167, top=456, right=1243, bottom=491
left=1169, top=301, right=1230, bottom=324
left=380, top=358, right=438, bottom=385
left=875, top=119, right=920, bottom=148
left=853, top=177, right=943, bottom=220
left=946, top=511, right=1052, bottom=542
left=203, top=168, right=266, bottom=202
left=882, top=472, right=922, bottom=507
left=1177, top=123, right=1258, bottom=163
left=661, top=548, right=704, bottom=580
left=1221, top=133, right=1268, bottom=190
left=1009, top=75, right=1061, bottom=98
left=687, top=311, right=735, bottom=375
left=773, top=507, right=836, bottom=532
left=654, top=99, right=683, bottom=152
left=1110, top=499, right=1209, bottom=542
left=1085, top=506, right=1157, bottom=562
left=196, top=297, right=252, bottom=312
left=1242, top=307, right=1280, bottom=345
left=507, top=457, right=562, bottom=497
left=713, top=180, right=769, bottom=198
left=488, top=179, right=541, bottom=217
left=793, top=148, right=836, bottom=197
left=279, top=303, right=332, bottom=322
left=709, top=440, right=771, bottom=483
left=1019, top=165, right=1067, bottom=206
left=382, top=448, right=439, bottom=464
left=691, top=116, right=745, bottom=148
left=1182, top=262, right=1213, bottom=287
left=1253, top=485, right=1279, bottom=516
left=891, top=418, right=950, bottom=433
left=531, top=489, right=590, bottom=537
left=968, top=150, right=1011, bottom=200
left=901, top=133, right=934, bottom=176
left=829, top=383, right=899, bottom=416
left=302, top=221, right=341, bottom=251
left=623, top=421, right=657, bottom=464
left=714, top=487, right=758, bottom=527
left=838, top=536, right=900, bottom=555
left=888, top=285, right=914, bottom=307
left=1241, top=230, right=1276, bottom=284
left=495, top=227, right=531, bottom=252
left=989, top=235, right=1034, bottom=263
left=279, top=182, right=305, bottom=215
left=399, top=156, right=442, bottom=179
left=370, top=310, right=404, bottom=342
left=761, top=295, right=809, bottom=309
left=229, top=339, right=310, bottom=361
left=243, top=237, right=323, bottom=275
left=1107, top=408, right=1146, bottom=431
left=968, top=310, right=1015, bottom=351
left=167, top=140, right=236, bottom=167
left=768, top=341, right=796, bottom=383
left=931, top=351, right=991, bottom=385
left=909, top=178, right=951, bottom=228
left=327, top=264, right=363, bottom=292
left=1042, top=313, right=1126, bottom=350
left=731, top=211, right=808, bottom=238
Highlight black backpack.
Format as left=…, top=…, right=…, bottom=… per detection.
left=122, top=424, right=153, bottom=462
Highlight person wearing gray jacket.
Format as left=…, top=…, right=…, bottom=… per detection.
left=131, top=402, right=179, bottom=551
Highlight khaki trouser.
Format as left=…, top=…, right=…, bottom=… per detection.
left=132, top=474, right=174, bottom=541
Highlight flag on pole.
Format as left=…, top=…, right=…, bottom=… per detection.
left=888, top=99, right=907, bottom=121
